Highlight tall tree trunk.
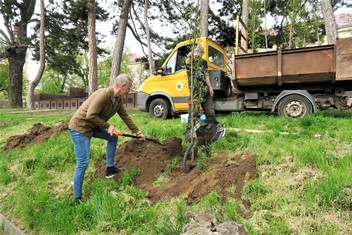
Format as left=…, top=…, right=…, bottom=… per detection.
left=144, top=0, right=154, bottom=74
left=27, top=0, right=46, bottom=110
left=7, top=47, right=27, bottom=107
left=2, top=0, right=36, bottom=108
left=87, top=0, right=98, bottom=95
left=321, top=0, right=337, bottom=44
left=200, top=0, right=209, bottom=37
left=264, top=0, right=268, bottom=50
left=241, top=0, right=249, bottom=54
left=110, top=0, right=133, bottom=85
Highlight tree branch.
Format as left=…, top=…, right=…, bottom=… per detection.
left=0, top=29, right=11, bottom=44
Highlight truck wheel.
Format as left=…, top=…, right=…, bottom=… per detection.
left=223, top=78, right=232, bottom=97
left=149, top=98, right=171, bottom=119
left=218, top=78, right=232, bottom=98
left=278, top=95, right=313, bottom=118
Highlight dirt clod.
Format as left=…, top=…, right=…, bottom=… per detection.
left=4, top=121, right=69, bottom=150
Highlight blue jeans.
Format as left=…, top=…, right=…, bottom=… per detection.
left=69, top=128, right=118, bottom=198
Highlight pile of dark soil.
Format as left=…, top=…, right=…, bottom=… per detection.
left=4, top=121, right=69, bottom=150
left=95, top=137, right=257, bottom=204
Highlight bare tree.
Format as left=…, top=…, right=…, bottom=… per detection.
left=87, top=0, right=98, bottom=95
left=144, top=0, right=154, bottom=75
left=110, top=0, right=133, bottom=85
left=27, top=0, right=45, bottom=110
left=321, top=0, right=338, bottom=44
left=200, top=0, right=209, bottom=37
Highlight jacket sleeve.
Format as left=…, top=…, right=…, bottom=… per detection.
left=86, top=91, right=110, bottom=129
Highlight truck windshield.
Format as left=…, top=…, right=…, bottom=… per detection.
left=165, top=46, right=189, bottom=75
left=208, top=46, right=224, bottom=68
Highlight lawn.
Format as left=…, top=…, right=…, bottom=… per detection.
left=0, top=108, right=351, bottom=234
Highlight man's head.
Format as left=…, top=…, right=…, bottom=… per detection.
left=112, top=74, right=133, bottom=96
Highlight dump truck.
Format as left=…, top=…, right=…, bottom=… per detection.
left=136, top=35, right=352, bottom=118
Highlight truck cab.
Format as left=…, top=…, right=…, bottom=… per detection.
left=137, top=37, right=230, bottom=119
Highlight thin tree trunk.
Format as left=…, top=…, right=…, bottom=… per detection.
left=200, top=0, right=209, bottom=37
left=27, top=0, right=46, bottom=109
left=311, top=0, right=320, bottom=44
left=87, top=0, right=98, bottom=95
left=289, top=27, right=293, bottom=48
left=110, top=0, right=133, bottom=85
left=144, top=0, right=154, bottom=74
left=321, top=0, right=337, bottom=44
left=241, top=0, right=249, bottom=54
left=8, top=48, right=26, bottom=107
left=264, top=0, right=268, bottom=50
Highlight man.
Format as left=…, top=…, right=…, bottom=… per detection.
left=68, top=74, right=145, bottom=201
left=186, top=44, right=217, bottom=129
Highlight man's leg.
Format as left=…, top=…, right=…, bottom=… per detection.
left=92, top=129, right=118, bottom=167
left=202, top=95, right=217, bottom=123
left=69, top=129, right=91, bottom=199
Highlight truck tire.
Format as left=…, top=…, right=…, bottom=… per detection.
left=149, top=98, right=171, bottom=119
left=217, top=78, right=232, bottom=98
left=223, top=78, right=232, bottom=97
left=278, top=95, right=313, bottom=118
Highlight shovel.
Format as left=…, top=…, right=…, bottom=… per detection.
left=112, top=131, right=163, bottom=145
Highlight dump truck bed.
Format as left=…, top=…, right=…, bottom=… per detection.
left=233, top=37, right=352, bottom=88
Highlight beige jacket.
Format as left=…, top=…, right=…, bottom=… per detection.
left=69, top=87, right=139, bottom=136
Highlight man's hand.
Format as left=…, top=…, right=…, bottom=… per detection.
left=205, top=74, right=214, bottom=97
left=209, top=88, right=214, bottom=97
left=136, top=131, right=146, bottom=140
left=108, top=125, right=116, bottom=136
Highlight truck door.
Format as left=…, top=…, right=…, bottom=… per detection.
left=161, top=45, right=190, bottom=112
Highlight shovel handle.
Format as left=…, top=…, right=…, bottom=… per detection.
left=112, top=131, right=139, bottom=139
left=112, top=131, right=123, bottom=136
left=112, top=131, right=162, bottom=145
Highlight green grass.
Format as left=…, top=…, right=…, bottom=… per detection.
left=1, top=108, right=352, bottom=234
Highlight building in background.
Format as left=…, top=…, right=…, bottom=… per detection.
left=127, top=53, right=149, bottom=91
left=336, top=13, right=352, bottom=38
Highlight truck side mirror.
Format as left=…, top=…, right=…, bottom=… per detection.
left=154, top=67, right=164, bottom=75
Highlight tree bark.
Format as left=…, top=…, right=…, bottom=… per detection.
left=241, top=0, right=249, bottom=54
left=87, top=0, right=98, bottom=95
left=264, top=0, right=268, bottom=49
left=7, top=47, right=27, bottom=107
left=27, top=0, right=46, bottom=110
left=321, top=0, right=337, bottom=44
left=110, top=0, right=133, bottom=85
left=2, top=0, right=36, bottom=107
left=144, top=0, right=154, bottom=75
left=200, top=0, right=209, bottom=37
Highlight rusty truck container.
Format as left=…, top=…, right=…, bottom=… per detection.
left=233, top=37, right=352, bottom=88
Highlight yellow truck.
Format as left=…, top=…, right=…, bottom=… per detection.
left=137, top=36, right=352, bottom=119
left=136, top=37, right=231, bottom=119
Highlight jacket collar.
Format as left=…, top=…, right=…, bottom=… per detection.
left=107, top=87, right=115, bottom=103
